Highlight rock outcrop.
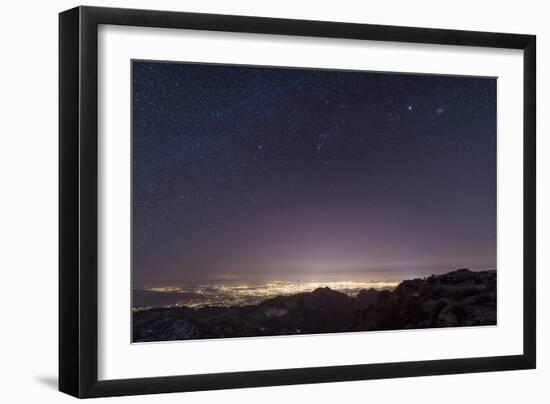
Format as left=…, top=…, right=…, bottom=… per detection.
left=351, top=268, right=496, bottom=331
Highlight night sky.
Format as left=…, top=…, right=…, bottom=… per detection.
left=132, top=61, right=496, bottom=286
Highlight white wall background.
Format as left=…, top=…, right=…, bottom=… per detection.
left=0, top=0, right=546, bottom=402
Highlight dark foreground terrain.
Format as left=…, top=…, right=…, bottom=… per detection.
left=133, top=268, right=496, bottom=342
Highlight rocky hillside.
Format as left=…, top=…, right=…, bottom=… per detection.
left=351, top=268, right=496, bottom=331
left=133, top=268, right=496, bottom=342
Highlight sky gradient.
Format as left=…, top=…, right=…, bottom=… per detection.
left=132, top=61, right=496, bottom=286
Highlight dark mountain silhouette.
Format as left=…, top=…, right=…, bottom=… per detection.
left=133, top=268, right=496, bottom=342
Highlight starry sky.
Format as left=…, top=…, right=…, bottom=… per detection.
left=132, top=61, right=496, bottom=286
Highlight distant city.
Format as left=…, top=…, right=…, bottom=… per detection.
left=133, top=279, right=399, bottom=310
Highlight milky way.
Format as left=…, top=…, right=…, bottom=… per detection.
left=132, top=61, right=496, bottom=286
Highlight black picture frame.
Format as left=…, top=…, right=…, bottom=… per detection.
left=59, top=5, right=536, bottom=398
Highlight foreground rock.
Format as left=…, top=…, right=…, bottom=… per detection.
left=133, top=268, right=496, bottom=342
left=351, top=268, right=496, bottom=331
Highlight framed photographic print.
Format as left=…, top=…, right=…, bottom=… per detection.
left=59, top=6, right=536, bottom=398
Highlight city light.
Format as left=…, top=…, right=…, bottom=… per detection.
left=135, top=280, right=398, bottom=310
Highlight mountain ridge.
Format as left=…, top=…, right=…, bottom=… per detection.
left=133, top=268, right=496, bottom=342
